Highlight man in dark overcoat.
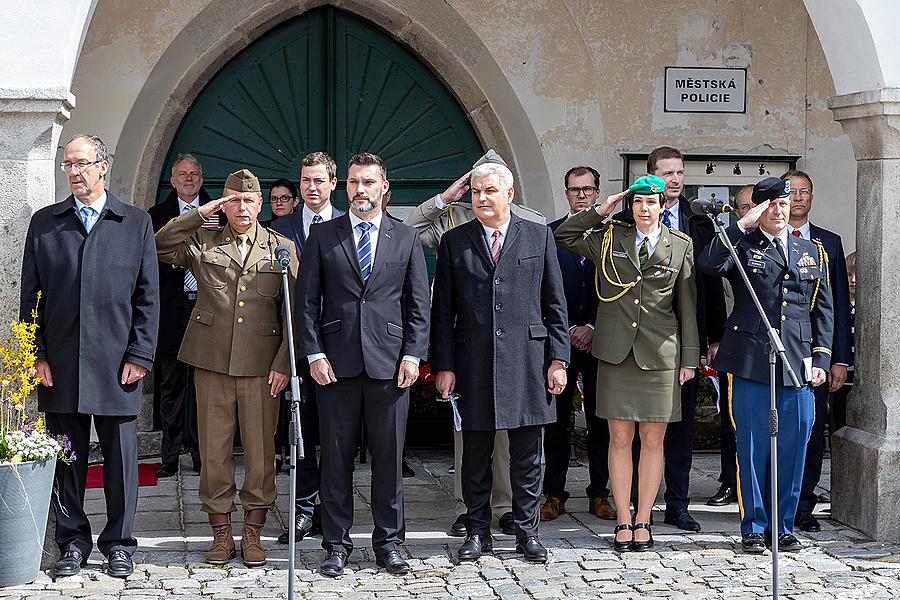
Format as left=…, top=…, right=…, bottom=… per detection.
left=431, top=162, right=569, bottom=563
left=19, top=134, right=159, bottom=579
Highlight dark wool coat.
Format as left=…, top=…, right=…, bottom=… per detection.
left=20, top=193, right=160, bottom=416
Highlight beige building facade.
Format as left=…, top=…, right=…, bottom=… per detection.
left=2, top=0, right=899, bottom=541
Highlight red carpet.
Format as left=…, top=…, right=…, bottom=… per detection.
left=85, top=463, right=159, bottom=489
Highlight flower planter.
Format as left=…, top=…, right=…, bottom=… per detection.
left=0, top=458, right=55, bottom=587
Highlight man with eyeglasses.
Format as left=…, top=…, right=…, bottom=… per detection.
left=781, top=170, right=852, bottom=532
left=614, top=146, right=727, bottom=532
left=148, top=154, right=221, bottom=479
left=20, top=134, right=160, bottom=578
left=269, top=152, right=346, bottom=545
left=541, top=166, right=615, bottom=524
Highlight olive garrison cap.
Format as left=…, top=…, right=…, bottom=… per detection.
left=751, top=177, right=791, bottom=204
left=473, top=149, right=509, bottom=169
left=223, top=169, right=261, bottom=194
left=626, top=175, right=666, bottom=197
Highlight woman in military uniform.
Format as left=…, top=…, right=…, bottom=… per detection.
left=555, top=175, right=699, bottom=552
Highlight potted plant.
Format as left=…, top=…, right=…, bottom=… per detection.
left=0, top=295, right=75, bottom=587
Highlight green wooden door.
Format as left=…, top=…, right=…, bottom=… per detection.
left=159, top=6, right=484, bottom=225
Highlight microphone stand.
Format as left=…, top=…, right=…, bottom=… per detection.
left=705, top=211, right=801, bottom=600
left=279, top=260, right=304, bottom=600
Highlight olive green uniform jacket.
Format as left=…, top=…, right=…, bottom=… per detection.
left=555, top=208, right=700, bottom=370
left=155, top=208, right=298, bottom=376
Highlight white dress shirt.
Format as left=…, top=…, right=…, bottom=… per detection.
left=635, top=226, right=663, bottom=256
left=481, top=216, right=511, bottom=254
left=663, top=203, right=680, bottom=232
left=303, top=202, right=334, bottom=240
left=177, top=195, right=200, bottom=213
left=788, top=221, right=811, bottom=240
left=75, top=192, right=108, bottom=219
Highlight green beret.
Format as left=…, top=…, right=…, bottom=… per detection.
left=223, top=169, right=261, bottom=194
left=627, top=175, right=666, bottom=197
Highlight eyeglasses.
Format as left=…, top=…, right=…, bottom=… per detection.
left=566, top=186, right=598, bottom=197
left=175, top=171, right=201, bottom=179
left=270, top=195, right=295, bottom=204
left=60, top=160, right=102, bottom=173
left=789, top=188, right=811, bottom=197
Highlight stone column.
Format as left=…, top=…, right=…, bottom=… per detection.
left=829, top=88, right=900, bottom=541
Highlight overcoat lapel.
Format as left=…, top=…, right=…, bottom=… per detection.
left=619, top=227, right=640, bottom=270
left=496, top=215, right=523, bottom=266
left=336, top=215, right=364, bottom=284
left=466, top=221, right=494, bottom=270
left=365, top=216, right=394, bottom=286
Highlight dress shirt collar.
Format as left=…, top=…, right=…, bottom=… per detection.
left=304, top=202, right=333, bottom=223
left=663, top=204, right=680, bottom=230
left=481, top=216, right=512, bottom=242
left=177, top=195, right=200, bottom=213
left=788, top=221, right=811, bottom=239
left=75, top=192, right=107, bottom=216
left=635, top=225, right=662, bottom=253
left=760, top=227, right=789, bottom=248
left=349, top=209, right=383, bottom=232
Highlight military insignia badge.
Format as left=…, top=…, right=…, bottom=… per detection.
left=798, top=253, right=818, bottom=267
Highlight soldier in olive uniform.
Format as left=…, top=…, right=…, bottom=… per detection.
left=555, top=175, right=699, bottom=552
left=155, top=169, right=298, bottom=567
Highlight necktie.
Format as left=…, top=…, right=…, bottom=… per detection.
left=79, top=206, right=97, bottom=233
left=312, top=214, right=322, bottom=224
left=773, top=237, right=787, bottom=263
left=638, top=237, right=649, bottom=266
left=238, top=234, right=250, bottom=262
left=182, top=205, right=198, bottom=292
left=490, top=230, right=502, bottom=265
left=791, top=229, right=802, bottom=238
left=357, top=222, right=373, bottom=281
left=662, top=209, right=672, bottom=228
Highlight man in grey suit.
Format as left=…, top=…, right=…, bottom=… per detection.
left=297, top=153, right=430, bottom=577
left=431, top=162, right=569, bottom=563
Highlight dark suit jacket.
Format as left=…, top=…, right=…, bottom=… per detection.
left=549, top=216, right=598, bottom=329
left=147, top=187, right=220, bottom=354
left=269, top=204, right=346, bottom=256
left=430, top=214, right=570, bottom=431
left=699, top=223, right=834, bottom=385
left=614, top=197, right=726, bottom=352
left=808, top=223, right=852, bottom=365
left=297, top=213, right=430, bottom=380
left=20, top=192, right=160, bottom=415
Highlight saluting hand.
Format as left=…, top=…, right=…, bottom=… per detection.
left=397, top=360, right=419, bottom=389
left=440, top=171, right=472, bottom=205
left=198, top=194, right=236, bottom=219
left=268, top=370, right=288, bottom=397
left=679, top=367, right=696, bottom=385
left=736, top=199, right=770, bottom=231
left=309, top=357, right=337, bottom=386
left=547, top=361, right=568, bottom=395
left=595, top=191, right=628, bottom=218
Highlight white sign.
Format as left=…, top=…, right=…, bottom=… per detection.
left=698, top=186, right=731, bottom=204
left=664, top=67, right=747, bottom=113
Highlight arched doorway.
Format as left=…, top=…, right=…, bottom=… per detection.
left=157, top=5, right=484, bottom=223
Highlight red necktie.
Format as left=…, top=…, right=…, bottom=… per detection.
left=791, top=230, right=802, bottom=237
left=490, top=230, right=502, bottom=265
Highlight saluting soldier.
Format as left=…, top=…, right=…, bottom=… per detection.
left=155, top=169, right=298, bottom=567
left=555, top=175, right=699, bottom=553
left=698, top=177, right=834, bottom=554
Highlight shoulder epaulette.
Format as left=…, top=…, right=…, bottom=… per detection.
left=609, top=219, right=632, bottom=228
left=668, top=228, right=691, bottom=242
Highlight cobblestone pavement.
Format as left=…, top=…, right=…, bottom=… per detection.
left=4, top=451, right=900, bottom=599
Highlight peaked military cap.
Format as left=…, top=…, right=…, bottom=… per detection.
left=626, top=175, right=666, bottom=197
left=751, top=177, right=790, bottom=204
left=224, top=169, right=261, bottom=194
left=473, top=149, right=509, bottom=169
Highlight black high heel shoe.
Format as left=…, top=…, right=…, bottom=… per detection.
left=613, top=523, right=634, bottom=551
left=631, top=522, right=654, bottom=551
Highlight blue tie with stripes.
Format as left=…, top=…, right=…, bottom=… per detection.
left=356, top=222, right=373, bottom=281
left=662, top=209, right=672, bottom=228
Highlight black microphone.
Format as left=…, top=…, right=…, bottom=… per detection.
left=274, top=244, right=291, bottom=268
left=690, top=198, right=733, bottom=216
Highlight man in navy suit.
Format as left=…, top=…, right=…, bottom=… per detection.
left=781, top=170, right=852, bottom=532
left=269, top=152, right=345, bottom=544
left=541, top=166, right=614, bottom=523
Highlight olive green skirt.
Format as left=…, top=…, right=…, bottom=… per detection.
left=595, top=351, right=682, bottom=423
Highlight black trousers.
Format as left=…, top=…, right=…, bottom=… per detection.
left=462, top=425, right=542, bottom=538
left=288, top=364, right=321, bottom=518
left=717, top=373, right=737, bottom=488
left=663, top=376, right=699, bottom=511
left=543, top=348, right=609, bottom=502
left=45, top=412, right=138, bottom=557
left=155, top=297, right=199, bottom=465
left=317, top=374, right=407, bottom=556
left=799, top=382, right=829, bottom=514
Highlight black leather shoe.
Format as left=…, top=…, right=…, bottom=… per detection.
left=106, top=549, right=134, bottom=578
left=376, top=550, right=410, bottom=574
left=706, top=484, right=738, bottom=506
left=664, top=509, right=701, bottom=532
left=449, top=514, right=468, bottom=537
left=630, top=523, right=654, bottom=552
left=402, top=458, right=415, bottom=478
left=155, top=462, right=178, bottom=478
left=778, top=533, right=803, bottom=552
left=498, top=511, right=515, bottom=535
left=53, top=548, right=87, bottom=577
left=278, top=513, right=319, bottom=544
left=320, top=549, right=348, bottom=577
left=457, top=534, right=492, bottom=561
left=741, top=533, right=766, bottom=554
left=515, top=536, right=548, bottom=563
left=612, top=523, right=633, bottom=552
left=795, top=512, right=822, bottom=532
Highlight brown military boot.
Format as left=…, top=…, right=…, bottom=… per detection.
left=206, top=513, right=236, bottom=565
left=241, top=508, right=268, bottom=567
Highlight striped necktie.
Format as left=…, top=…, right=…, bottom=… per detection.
left=639, top=237, right=649, bottom=266
left=79, top=206, right=97, bottom=233
left=182, top=204, right=198, bottom=292
left=357, top=222, right=373, bottom=281
left=662, top=209, right=672, bottom=228
left=312, top=214, right=322, bottom=224
left=490, top=230, right=502, bottom=265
